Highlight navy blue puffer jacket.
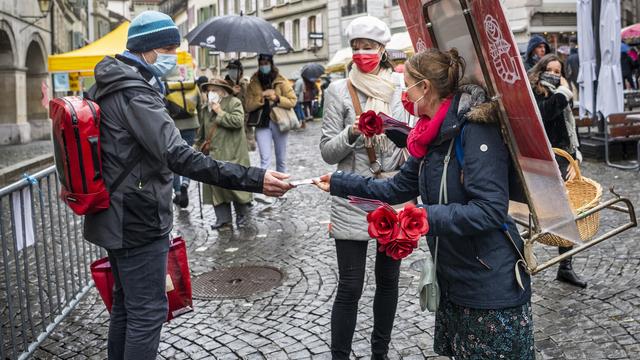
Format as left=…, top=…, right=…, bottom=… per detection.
left=330, top=85, right=531, bottom=309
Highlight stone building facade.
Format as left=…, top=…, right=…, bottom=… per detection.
left=0, top=0, right=51, bottom=144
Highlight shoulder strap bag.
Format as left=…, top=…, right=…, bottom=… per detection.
left=418, top=139, right=455, bottom=312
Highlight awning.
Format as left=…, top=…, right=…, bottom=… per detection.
left=387, top=32, right=414, bottom=54
left=48, top=21, right=193, bottom=74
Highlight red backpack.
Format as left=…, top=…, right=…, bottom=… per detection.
left=50, top=96, right=109, bottom=215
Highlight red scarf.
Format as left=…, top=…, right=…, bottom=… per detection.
left=407, top=97, right=453, bottom=158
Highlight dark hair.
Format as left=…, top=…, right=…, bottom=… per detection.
left=195, top=76, right=208, bottom=87
left=404, top=48, right=466, bottom=99
left=349, top=38, right=395, bottom=70
left=257, top=55, right=280, bottom=89
left=528, top=54, right=565, bottom=96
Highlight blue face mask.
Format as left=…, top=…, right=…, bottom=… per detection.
left=259, top=65, right=271, bottom=75
left=148, top=51, right=177, bottom=78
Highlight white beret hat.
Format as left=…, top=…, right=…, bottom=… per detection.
left=345, top=16, right=391, bottom=46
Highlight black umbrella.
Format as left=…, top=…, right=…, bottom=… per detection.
left=186, top=14, right=293, bottom=54
left=301, top=63, right=325, bottom=81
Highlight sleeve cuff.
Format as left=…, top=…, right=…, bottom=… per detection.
left=247, top=166, right=266, bottom=193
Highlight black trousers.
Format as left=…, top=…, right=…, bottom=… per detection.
left=106, top=237, right=170, bottom=360
left=331, top=239, right=401, bottom=359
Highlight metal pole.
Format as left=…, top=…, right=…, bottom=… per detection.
left=50, top=0, right=56, bottom=94
left=593, top=0, right=603, bottom=132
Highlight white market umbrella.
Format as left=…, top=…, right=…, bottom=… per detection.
left=596, top=0, right=624, bottom=118
left=577, top=0, right=596, bottom=118
left=387, top=32, right=414, bottom=53
left=326, top=47, right=353, bottom=73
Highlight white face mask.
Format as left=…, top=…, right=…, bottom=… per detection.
left=208, top=91, right=220, bottom=104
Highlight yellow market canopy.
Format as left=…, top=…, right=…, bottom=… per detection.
left=48, top=21, right=193, bottom=73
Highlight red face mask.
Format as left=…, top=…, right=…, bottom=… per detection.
left=352, top=49, right=381, bottom=73
left=402, top=81, right=425, bottom=116
left=401, top=91, right=415, bottom=116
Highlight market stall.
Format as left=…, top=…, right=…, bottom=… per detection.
left=48, top=21, right=194, bottom=93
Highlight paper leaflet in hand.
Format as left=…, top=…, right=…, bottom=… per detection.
left=379, top=112, right=412, bottom=133
left=348, top=195, right=396, bottom=213
left=379, top=112, right=410, bottom=148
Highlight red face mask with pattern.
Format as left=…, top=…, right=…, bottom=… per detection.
left=352, top=49, right=381, bottom=73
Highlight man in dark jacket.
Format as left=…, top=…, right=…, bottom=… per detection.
left=567, top=47, right=580, bottom=93
left=524, top=34, right=551, bottom=71
left=86, top=11, right=292, bottom=359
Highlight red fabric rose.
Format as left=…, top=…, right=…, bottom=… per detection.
left=367, top=206, right=400, bottom=245
left=358, top=110, right=384, bottom=138
left=378, top=236, right=417, bottom=261
left=397, top=203, right=429, bottom=240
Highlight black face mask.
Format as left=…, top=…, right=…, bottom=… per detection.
left=540, top=72, right=561, bottom=87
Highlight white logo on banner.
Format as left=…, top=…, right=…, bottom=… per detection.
left=484, top=15, right=520, bottom=84
left=416, top=38, right=428, bottom=53
left=12, top=189, right=35, bottom=252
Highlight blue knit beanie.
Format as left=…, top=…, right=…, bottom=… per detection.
left=127, top=11, right=181, bottom=52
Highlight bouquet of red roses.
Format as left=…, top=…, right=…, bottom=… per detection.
left=349, top=196, right=429, bottom=260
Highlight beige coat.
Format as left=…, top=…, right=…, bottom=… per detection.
left=245, top=73, right=297, bottom=128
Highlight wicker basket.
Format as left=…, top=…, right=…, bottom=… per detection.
left=536, top=148, right=603, bottom=247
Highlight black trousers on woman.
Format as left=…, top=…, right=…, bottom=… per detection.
left=331, top=239, right=401, bottom=359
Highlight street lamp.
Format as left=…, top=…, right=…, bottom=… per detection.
left=38, top=0, right=52, bottom=14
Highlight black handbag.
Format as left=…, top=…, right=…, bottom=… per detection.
left=246, top=108, right=262, bottom=127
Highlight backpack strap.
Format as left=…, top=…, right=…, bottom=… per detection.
left=454, top=124, right=466, bottom=167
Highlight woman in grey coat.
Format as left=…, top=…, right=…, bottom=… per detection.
left=319, top=16, right=407, bottom=360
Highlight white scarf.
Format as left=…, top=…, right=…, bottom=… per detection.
left=348, top=67, right=396, bottom=115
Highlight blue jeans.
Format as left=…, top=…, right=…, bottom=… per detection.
left=173, top=128, right=197, bottom=193
left=255, top=121, right=289, bottom=173
left=106, top=237, right=170, bottom=360
left=294, top=102, right=304, bottom=122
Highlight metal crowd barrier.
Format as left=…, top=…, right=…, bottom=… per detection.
left=0, top=165, right=104, bottom=359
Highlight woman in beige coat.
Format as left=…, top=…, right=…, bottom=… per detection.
left=195, top=79, right=252, bottom=229
left=245, top=54, right=297, bottom=173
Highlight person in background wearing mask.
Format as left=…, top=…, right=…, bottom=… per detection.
left=195, top=79, right=253, bottom=229
left=529, top=54, right=587, bottom=289
left=224, top=60, right=256, bottom=151
left=294, top=76, right=306, bottom=128
left=245, top=54, right=297, bottom=173
left=524, top=34, right=550, bottom=72
left=86, top=11, right=293, bottom=359
left=318, top=15, right=406, bottom=360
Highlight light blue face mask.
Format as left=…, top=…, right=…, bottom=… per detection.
left=148, top=51, right=177, bottom=78
left=259, top=65, right=271, bottom=75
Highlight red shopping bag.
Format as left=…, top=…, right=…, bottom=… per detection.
left=90, top=237, right=193, bottom=321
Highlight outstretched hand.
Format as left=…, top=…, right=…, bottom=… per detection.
left=263, top=171, right=294, bottom=197
left=313, top=173, right=332, bottom=193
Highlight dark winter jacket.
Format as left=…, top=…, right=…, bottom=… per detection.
left=330, top=85, right=531, bottom=309
left=85, top=55, right=265, bottom=249
left=621, top=52, right=635, bottom=78
left=533, top=86, right=571, bottom=151
left=524, top=35, right=551, bottom=71
left=567, top=49, right=580, bottom=85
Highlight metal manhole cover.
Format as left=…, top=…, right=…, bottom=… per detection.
left=192, top=266, right=284, bottom=299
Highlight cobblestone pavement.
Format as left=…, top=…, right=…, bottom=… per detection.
left=0, top=140, right=52, bottom=170
left=32, top=121, right=640, bottom=359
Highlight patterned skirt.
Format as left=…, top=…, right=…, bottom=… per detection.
left=434, top=297, right=535, bottom=359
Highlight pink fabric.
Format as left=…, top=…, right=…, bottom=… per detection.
left=406, top=97, right=453, bottom=158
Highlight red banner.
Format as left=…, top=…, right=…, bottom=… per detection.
left=398, top=0, right=580, bottom=242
